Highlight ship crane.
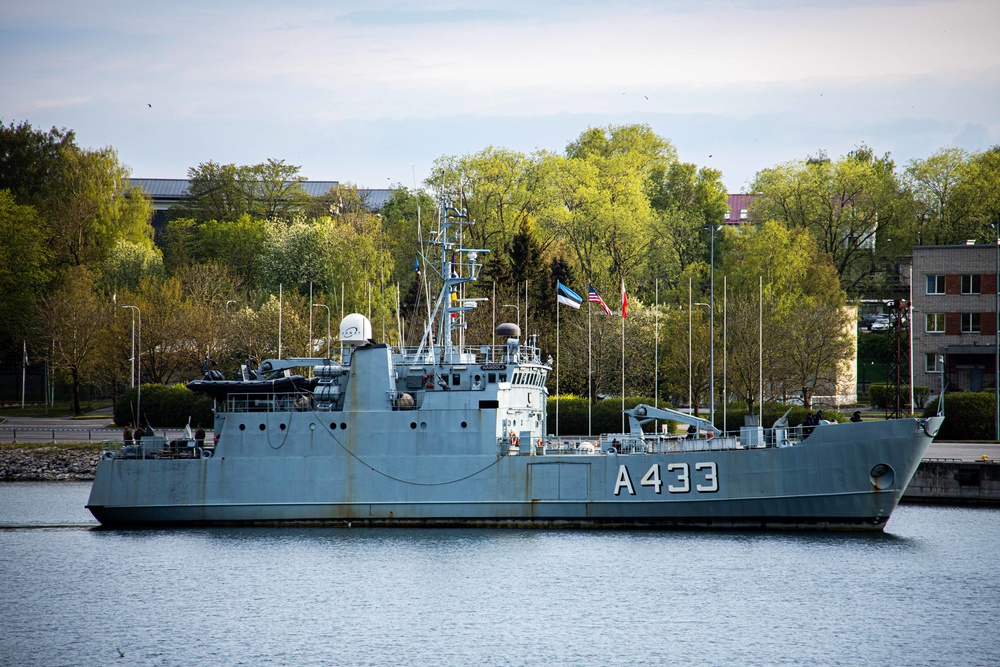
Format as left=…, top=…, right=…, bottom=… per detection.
left=625, top=404, right=717, bottom=439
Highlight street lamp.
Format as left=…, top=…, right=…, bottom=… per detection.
left=119, top=304, right=141, bottom=428
left=703, top=224, right=721, bottom=428
left=225, top=300, right=236, bottom=312
left=313, top=304, right=331, bottom=358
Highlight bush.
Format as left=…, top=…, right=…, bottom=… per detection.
left=720, top=403, right=845, bottom=432
left=546, top=395, right=671, bottom=436
left=922, top=392, right=996, bottom=440
left=114, top=383, right=213, bottom=428
left=869, top=383, right=931, bottom=410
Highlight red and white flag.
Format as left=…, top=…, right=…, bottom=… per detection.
left=621, top=281, right=628, bottom=319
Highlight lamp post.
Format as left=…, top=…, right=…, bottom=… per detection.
left=119, top=304, right=141, bottom=427
left=313, top=304, right=331, bottom=358
left=995, top=230, right=999, bottom=440
left=225, top=300, right=236, bottom=313
left=703, top=224, right=720, bottom=428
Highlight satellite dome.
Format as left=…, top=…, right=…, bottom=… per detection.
left=340, top=313, right=373, bottom=347
left=495, top=322, right=521, bottom=338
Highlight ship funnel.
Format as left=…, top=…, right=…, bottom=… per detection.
left=495, top=323, right=521, bottom=339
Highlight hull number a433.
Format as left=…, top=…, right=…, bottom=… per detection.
left=614, top=462, right=719, bottom=496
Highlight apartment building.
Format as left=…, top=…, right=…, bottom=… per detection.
left=911, top=243, right=999, bottom=394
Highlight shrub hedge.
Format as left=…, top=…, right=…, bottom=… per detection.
left=922, top=392, right=996, bottom=441
left=718, top=403, right=845, bottom=432
left=545, top=396, right=672, bottom=435
left=114, top=384, right=213, bottom=428
left=869, top=383, right=931, bottom=410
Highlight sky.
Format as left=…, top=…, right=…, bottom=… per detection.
left=2, top=0, right=999, bottom=192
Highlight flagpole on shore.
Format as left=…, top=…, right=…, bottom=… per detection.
left=588, top=295, right=592, bottom=437
left=556, top=291, right=560, bottom=437
left=621, top=280, right=627, bottom=435
left=21, top=340, right=27, bottom=409
left=655, top=278, right=659, bottom=435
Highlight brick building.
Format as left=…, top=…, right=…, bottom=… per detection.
left=911, top=243, right=999, bottom=394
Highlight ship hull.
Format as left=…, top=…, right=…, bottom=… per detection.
left=87, top=417, right=938, bottom=530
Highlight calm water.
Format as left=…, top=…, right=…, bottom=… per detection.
left=1, top=483, right=998, bottom=667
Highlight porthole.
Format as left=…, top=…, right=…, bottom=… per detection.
left=239, top=424, right=246, bottom=431
left=259, top=423, right=266, bottom=431
left=279, top=423, right=286, bottom=430
left=420, top=422, right=427, bottom=430
left=330, top=422, right=337, bottom=430
left=340, top=422, right=347, bottom=430
left=410, top=422, right=417, bottom=429
left=461, top=421, right=468, bottom=429
left=310, top=423, right=316, bottom=431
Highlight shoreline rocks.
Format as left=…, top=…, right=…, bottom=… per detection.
left=0, top=447, right=98, bottom=481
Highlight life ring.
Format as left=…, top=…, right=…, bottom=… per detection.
left=510, top=432, right=519, bottom=446
left=606, top=447, right=617, bottom=455
left=536, top=438, right=543, bottom=448
left=423, top=373, right=435, bottom=389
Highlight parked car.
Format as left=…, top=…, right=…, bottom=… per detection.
left=869, top=319, right=891, bottom=332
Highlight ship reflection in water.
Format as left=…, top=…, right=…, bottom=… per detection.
left=2, top=482, right=999, bottom=667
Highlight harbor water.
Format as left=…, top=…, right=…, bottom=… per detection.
left=1, top=482, right=997, bottom=667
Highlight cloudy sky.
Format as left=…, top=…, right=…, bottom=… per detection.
left=3, top=0, right=998, bottom=192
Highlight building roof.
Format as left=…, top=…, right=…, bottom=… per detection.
left=725, top=193, right=755, bottom=224
left=131, top=178, right=392, bottom=210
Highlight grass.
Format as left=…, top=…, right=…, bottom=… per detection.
left=0, top=402, right=113, bottom=418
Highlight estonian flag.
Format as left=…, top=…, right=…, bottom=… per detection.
left=557, top=281, right=583, bottom=309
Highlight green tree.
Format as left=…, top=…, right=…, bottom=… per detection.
left=720, top=222, right=853, bottom=409
left=905, top=147, right=978, bottom=245
left=100, top=239, right=164, bottom=291
left=36, top=267, right=108, bottom=414
left=0, top=190, right=50, bottom=358
left=43, top=144, right=153, bottom=269
left=0, top=120, right=75, bottom=207
left=175, top=159, right=308, bottom=223
left=751, top=145, right=911, bottom=295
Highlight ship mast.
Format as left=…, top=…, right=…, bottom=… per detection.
left=412, top=192, right=488, bottom=365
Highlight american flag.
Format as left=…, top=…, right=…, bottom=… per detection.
left=588, top=285, right=612, bottom=315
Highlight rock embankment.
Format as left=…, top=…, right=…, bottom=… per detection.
left=0, top=447, right=99, bottom=481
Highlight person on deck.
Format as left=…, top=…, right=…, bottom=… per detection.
left=123, top=423, right=133, bottom=445
left=195, top=424, right=205, bottom=447
left=851, top=411, right=863, bottom=423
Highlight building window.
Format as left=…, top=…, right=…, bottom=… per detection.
left=961, top=312, right=981, bottom=333
left=961, top=274, right=981, bottom=294
left=925, top=353, right=942, bottom=373
left=926, top=275, right=945, bottom=295
left=739, top=209, right=748, bottom=220
left=925, top=313, right=945, bottom=333
left=724, top=210, right=731, bottom=220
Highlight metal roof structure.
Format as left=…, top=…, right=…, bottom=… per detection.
left=130, top=178, right=392, bottom=212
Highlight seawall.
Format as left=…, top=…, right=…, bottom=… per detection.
left=902, top=459, right=1000, bottom=506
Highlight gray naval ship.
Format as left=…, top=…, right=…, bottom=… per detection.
left=87, top=197, right=943, bottom=530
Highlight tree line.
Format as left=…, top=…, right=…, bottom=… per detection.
left=2, top=118, right=998, bottom=414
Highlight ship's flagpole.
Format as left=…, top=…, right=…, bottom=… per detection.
left=309, top=282, right=313, bottom=359
left=621, top=280, right=627, bottom=435
left=759, top=275, right=763, bottom=420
